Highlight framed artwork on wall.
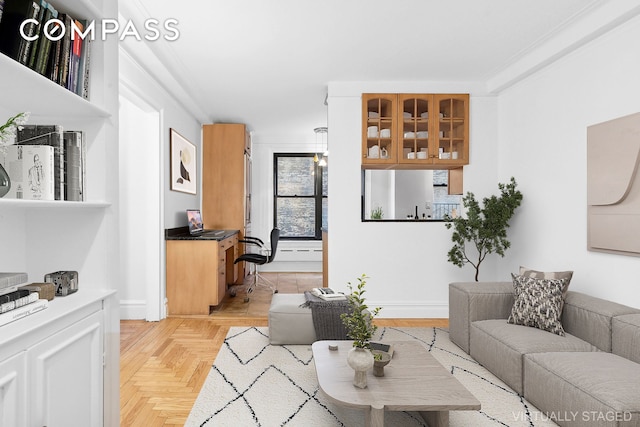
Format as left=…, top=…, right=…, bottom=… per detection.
left=170, top=128, right=196, bottom=194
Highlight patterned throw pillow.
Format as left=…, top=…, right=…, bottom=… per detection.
left=519, top=266, right=573, bottom=310
left=507, top=273, right=568, bottom=336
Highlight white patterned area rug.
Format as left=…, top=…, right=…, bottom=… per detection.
left=186, top=327, right=558, bottom=427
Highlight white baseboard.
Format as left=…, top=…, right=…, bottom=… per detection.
left=119, top=299, right=147, bottom=320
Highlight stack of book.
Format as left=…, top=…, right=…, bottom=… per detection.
left=0, top=272, right=49, bottom=327
left=0, top=0, right=92, bottom=99
left=0, top=124, right=85, bottom=201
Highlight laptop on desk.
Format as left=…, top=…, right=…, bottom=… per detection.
left=186, top=209, right=225, bottom=237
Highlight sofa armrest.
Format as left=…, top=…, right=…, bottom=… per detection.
left=449, top=282, right=514, bottom=353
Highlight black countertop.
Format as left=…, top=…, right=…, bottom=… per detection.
left=165, top=227, right=239, bottom=241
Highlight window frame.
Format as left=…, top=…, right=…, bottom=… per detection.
left=273, top=153, right=327, bottom=240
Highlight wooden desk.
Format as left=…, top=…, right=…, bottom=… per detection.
left=165, top=229, right=239, bottom=315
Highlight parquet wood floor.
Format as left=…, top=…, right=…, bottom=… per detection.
left=119, top=272, right=448, bottom=426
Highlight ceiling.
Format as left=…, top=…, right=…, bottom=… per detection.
left=122, top=0, right=605, bottom=136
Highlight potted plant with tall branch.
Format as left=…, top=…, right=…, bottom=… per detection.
left=444, top=177, right=523, bottom=281
left=340, top=274, right=381, bottom=388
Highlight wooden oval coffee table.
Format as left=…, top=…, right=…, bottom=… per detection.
left=311, top=340, right=480, bottom=427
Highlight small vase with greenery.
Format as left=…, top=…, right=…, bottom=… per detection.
left=340, top=274, right=381, bottom=388
left=370, top=206, right=383, bottom=220
left=444, top=177, right=523, bottom=281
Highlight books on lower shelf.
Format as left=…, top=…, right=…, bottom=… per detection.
left=0, top=144, right=55, bottom=200
left=0, top=124, right=86, bottom=202
left=0, top=272, right=28, bottom=290
left=0, top=296, right=48, bottom=327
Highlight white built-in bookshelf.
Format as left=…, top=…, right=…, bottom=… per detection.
left=0, top=0, right=119, bottom=425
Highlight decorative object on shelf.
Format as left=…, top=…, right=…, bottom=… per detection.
left=444, top=177, right=523, bottom=281
left=170, top=128, right=197, bottom=194
left=0, top=163, right=9, bottom=198
left=340, top=274, right=381, bottom=388
left=372, top=350, right=391, bottom=377
left=313, top=126, right=328, bottom=166
left=370, top=206, right=383, bottom=219
left=0, top=112, right=30, bottom=198
left=44, top=270, right=79, bottom=296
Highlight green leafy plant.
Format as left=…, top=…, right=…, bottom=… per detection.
left=0, top=112, right=30, bottom=156
left=371, top=206, right=384, bottom=219
left=340, top=274, right=381, bottom=349
left=444, top=177, right=523, bottom=281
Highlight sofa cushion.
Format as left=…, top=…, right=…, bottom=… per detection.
left=562, top=292, right=640, bottom=352
left=448, top=282, right=514, bottom=354
left=507, top=273, right=568, bottom=336
left=519, top=266, right=573, bottom=310
left=524, top=352, right=640, bottom=427
left=613, top=314, right=640, bottom=364
left=470, top=319, right=597, bottom=395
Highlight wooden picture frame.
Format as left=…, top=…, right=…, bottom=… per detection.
left=170, top=128, right=197, bottom=194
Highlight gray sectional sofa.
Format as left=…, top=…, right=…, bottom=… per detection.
left=450, top=281, right=640, bottom=427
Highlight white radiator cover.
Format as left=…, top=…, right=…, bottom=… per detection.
left=260, top=242, right=323, bottom=272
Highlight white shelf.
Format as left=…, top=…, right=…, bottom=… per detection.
left=0, top=53, right=110, bottom=119
left=0, top=199, right=110, bottom=210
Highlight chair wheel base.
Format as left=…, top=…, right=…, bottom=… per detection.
left=244, top=297, right=250, bottom=303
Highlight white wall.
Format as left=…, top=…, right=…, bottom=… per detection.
left=327, top=83, right=499, bottom=317
left=496, top=14, right=640, bottom=307
left=118, top=46, right=202, bottom=319
left=250, top=133, right=323, bottom=272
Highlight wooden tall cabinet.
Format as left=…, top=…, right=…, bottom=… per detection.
left=202, top=123, right=251, bottom=283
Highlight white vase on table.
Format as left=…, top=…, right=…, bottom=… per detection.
left=347, top=347, right=374, bottom=389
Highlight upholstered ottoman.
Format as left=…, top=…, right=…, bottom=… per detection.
left=524, top=352, right=640, bottom=427
left=268, top=293, right=317, bottom=345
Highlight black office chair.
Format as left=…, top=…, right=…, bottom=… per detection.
left=234, top=228, right=280, bottom=302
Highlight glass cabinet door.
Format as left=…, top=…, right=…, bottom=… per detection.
left=362, top=94, right=397, bottom=165
left=398, top=94, right=433, bottom=164
left=433, top=94, right=469, bottom=165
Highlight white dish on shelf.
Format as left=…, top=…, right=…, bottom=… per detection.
left=403, top=112, right=412, bottom=118
left=416, top=131, right=428, bottom=138
left=368, top=111, right=379, bottom=118
left=404, top=132, right=415, bottom=138
left=420, top=112, right=429, bottom=118
left=380, top=129, right=391, bottom=138
left=417, top=152, right=427, bottom=159
left=407, top=152, right=416, bottom=159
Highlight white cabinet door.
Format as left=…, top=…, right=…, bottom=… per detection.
left=28, top=311, right=104, bottom=427
left=0, top=352, right=27, bottom=427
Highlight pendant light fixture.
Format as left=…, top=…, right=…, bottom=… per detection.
left=314, top=126, right=328, bottom=166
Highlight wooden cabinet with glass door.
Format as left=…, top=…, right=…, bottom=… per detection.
left=363, top=93, right=469, bottom=168
left=362, top=94, right=397, bottom=165
left=434, top=94, right=469, bottom=166
left=398, top=93, right=469, bottom=166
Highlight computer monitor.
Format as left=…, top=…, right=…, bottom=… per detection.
left=186, top=209, right=204, bottom=235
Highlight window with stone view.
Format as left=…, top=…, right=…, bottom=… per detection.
left=274, top=154, right=327, bottom=239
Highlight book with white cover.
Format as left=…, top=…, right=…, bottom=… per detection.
left=0, top=272, right=28, bottom=290
left=0, top=144, right=55, bottom=200
left=0, top=298, right=48, bottom=327
left=311, top=287, right=347, bottom=301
